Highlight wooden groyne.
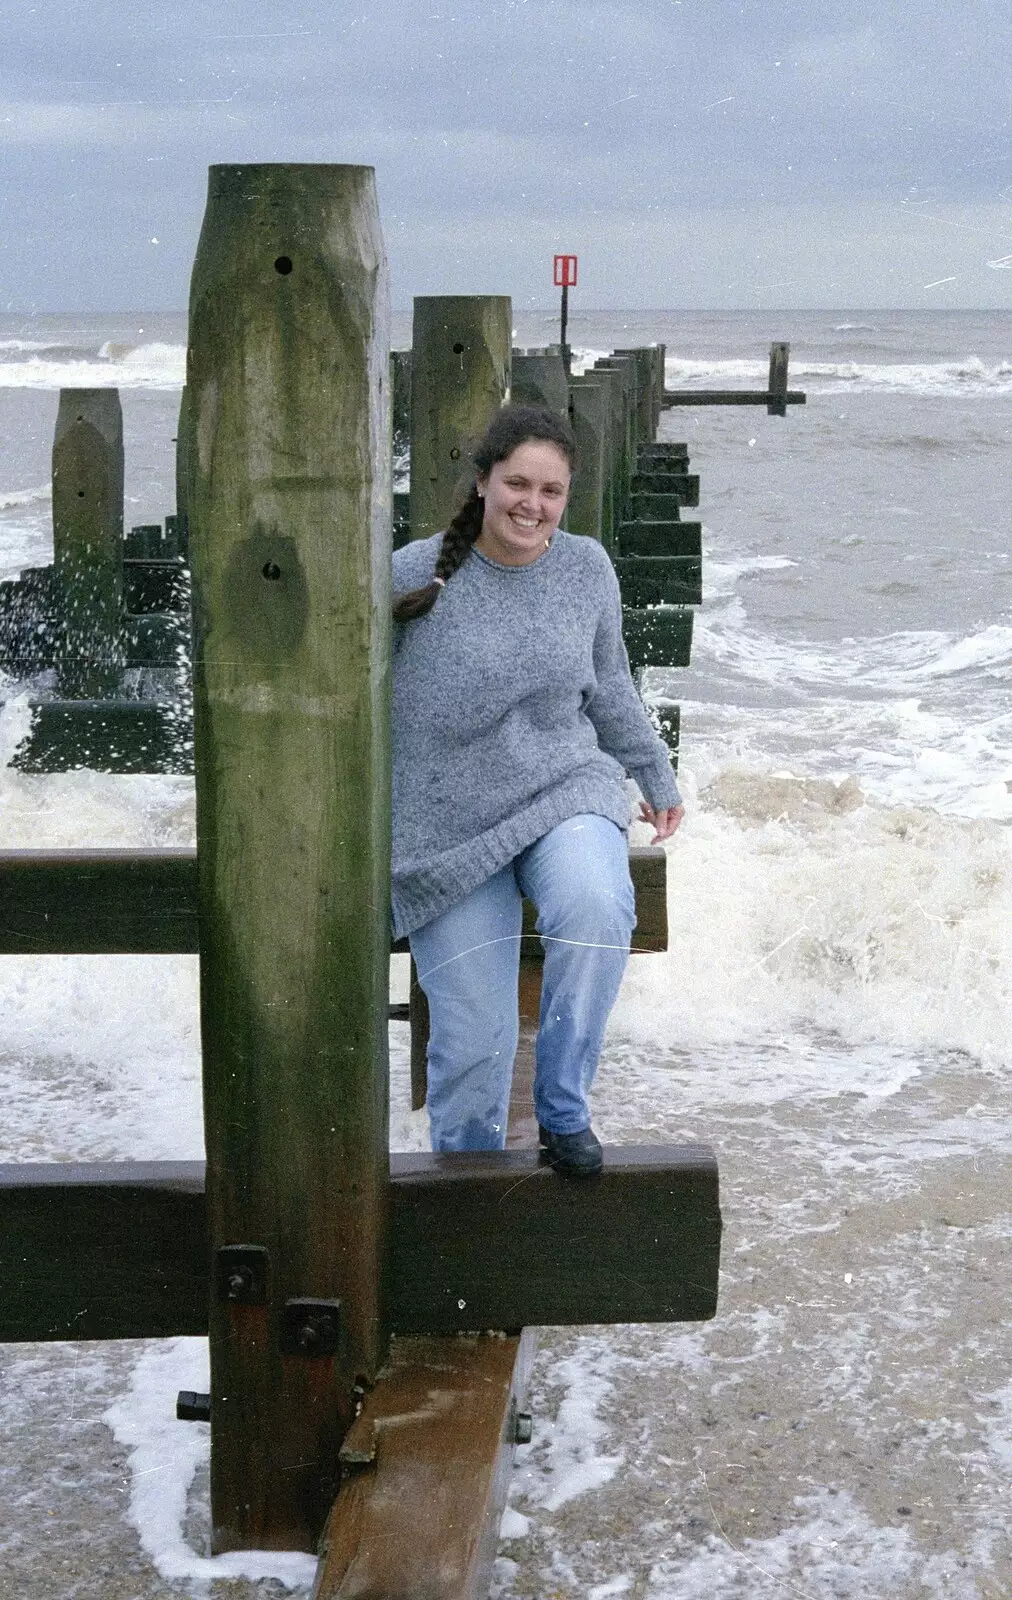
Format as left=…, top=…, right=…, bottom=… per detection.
left=0, top=164, right=726, bottom=1600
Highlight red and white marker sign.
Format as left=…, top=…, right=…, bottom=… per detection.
left=553, top=254, right=578, bottom=288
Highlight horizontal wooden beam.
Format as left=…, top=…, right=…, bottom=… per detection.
left=0, top=1162, right=207, bottom=1341
left=0, top=846, right=667, bottom=957
left=0, top=1148, right=720, bottom=1343
left=618, top=521, right=702, bottom=559
left=12, top=703, right=189, bottom=777
left=615, top=555, right=702, bottom=608
left=387, top=1146, right=720, bottom=1331
left=0, top=849, right=200, bottom=954
left=662, top=389, right=806, bottom=407
left=630, top=472, right=699, bottom=506
left=315, top=1331, right=537, bottom=1600
left=622, top=606, right=694, bottom=670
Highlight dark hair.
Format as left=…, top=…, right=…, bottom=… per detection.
left=392, top=404, right=577, bottom=622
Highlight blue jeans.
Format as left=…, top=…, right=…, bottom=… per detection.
left=407, top=814, right=636, bottom=1151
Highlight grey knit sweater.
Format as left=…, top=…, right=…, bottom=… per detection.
left=391, top=530, right=682, bottom=939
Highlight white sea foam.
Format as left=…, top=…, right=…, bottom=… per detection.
left=0, top=340, right=185, bottom=390
left=103, top=1338, right=317, bottom=1590
left=613, top=776, right=1012, bottom=1077
left=661, top=353, right=1012, bottom=398
left=0, top=481, right=51, bottom=511
left=702, top=553, right=797, bottom=603
left=692, top=609, right=1012, bottom=694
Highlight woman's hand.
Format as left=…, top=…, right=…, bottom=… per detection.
left=638, top=802, right=685, bottom=844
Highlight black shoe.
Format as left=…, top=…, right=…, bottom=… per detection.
left=538, top=1124, right=603, bottom=1178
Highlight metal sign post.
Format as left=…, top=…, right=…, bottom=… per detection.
left=553, top=253, right=578, bottom=375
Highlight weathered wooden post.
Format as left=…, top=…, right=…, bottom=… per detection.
left=175, top=384, right=194, bottom=536
left=511, top=347, right=569, bottom=417
left=650, top=343, right=666, bottom=433
left=614, top=347, right=657, bottom=442
left=567, top=377, right=609, bottom=545
left=590, top=363, right=631, bottom=546
left=187, top=162, right=391, bottom=1554
left=52, top=388, right=125, bottom=698
left=390, top=348, right=412, bottom=461
left=408, top=296, right=511, bottom=542
left=768, top=340, right=790, bottom=417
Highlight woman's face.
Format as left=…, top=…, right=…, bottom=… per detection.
left=475, top=439, right=572, bottom=567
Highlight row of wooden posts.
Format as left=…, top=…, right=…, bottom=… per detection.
left=0, top=165, right=808, bottom=1596
left=0, top=314, right=715, bottom=777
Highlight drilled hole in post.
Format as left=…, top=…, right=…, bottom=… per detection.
left=274, top=256, right=293, bottom=275
left=452, top=342, right=464, bottom=354
left=262, top=561, right=281, bottom=580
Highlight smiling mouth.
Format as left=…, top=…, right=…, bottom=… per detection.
left=510, top=514, right=540, bottom=529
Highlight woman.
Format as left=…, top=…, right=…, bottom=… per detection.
left=392, top=404, right=684, bottom=1175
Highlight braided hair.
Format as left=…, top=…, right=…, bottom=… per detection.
left=392, top=404, right=577, bottom=622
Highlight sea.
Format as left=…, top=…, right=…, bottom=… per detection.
left=1, top=309, right=1010, bottom=1598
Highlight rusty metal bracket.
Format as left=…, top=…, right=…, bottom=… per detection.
left=215, top=1244, right=268, bottom=1306
left=282, top=1298, right=341, bottom=1357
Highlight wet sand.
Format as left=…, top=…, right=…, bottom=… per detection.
left=2, top=1045, right=1008, bottom=1599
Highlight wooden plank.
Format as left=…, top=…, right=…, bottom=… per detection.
left=122, top=558, right=188, bottom=614
left=123, top=611, right=193, bottom=670
left=387, top=1146, right=721, bottom=1331
left=11, top=701, right=188, bottom=777
left=0, top=846, right=666, bottom=957
left=0, top=566, right=60, bottom=675
left=630, top=493, right=683, bottom=523
left=0, top=848, right=198, bottom=953
left=662, top=388, right=805, bottom=407
left=0, top=1150, right=721, bottom=1342
left=615, top=555, right=702, bottom=608
left=314, top=1330, right=538, bottom=1600
left=0, top=1162, right=207, bottom=1342
left=409, top=296, right=511, bottom=544
left=188, top=162, right=392, bottom=1553
left=630, top=472, right=700, bottom=505
left=618, top=521, right=702, bottom=559
left=637, top=442, right=688, bottom=466
left=622, top=606, right=694, bottom=670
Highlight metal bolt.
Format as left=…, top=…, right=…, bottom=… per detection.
left=514, top=1412, right=533, bottom=1444
left=227, top=1268, right=252, bottom=1299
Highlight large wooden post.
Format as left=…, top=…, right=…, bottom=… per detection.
left=588, top=365, right=626, bottom=547
left=187, top=163, right=391, bottom=1554
left=52, top=388, right=125, bottom=698
left=409, top=296, right=511, bottom=542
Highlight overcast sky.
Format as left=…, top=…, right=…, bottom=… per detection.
left=3, top=0, right=1012, bottom=311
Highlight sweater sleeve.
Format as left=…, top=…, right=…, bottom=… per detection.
left=584, top=563, right=684, bottom=810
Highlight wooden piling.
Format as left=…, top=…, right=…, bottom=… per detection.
left=175, top=385, right=195, bottom=536
left=614, top=347, right=657, bottom=442
left=390, top=349, right=412, bottom=462
left=52, top=388, right=125, bottom=698
left=768, top=341, right=790, bottom=417
left=511, top=347, right=569, bottom=417
left=567, top=377, right=609, bottom=545
left=408, top=296, right=511, bottom=542
left=186, top=163, right=391, bottom=1554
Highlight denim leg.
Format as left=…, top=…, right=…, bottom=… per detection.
left=407, top=864, right=522, bottom=1151
left=515, top=814, right=636, bottom=1135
